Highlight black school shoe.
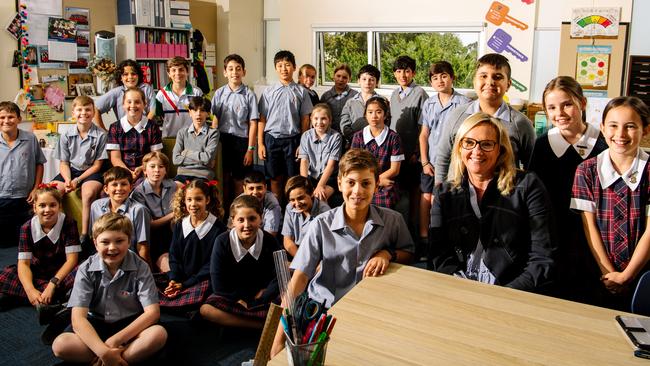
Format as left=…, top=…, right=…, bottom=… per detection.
left=41, top=307, right=71, bottom=345
left=36, top=302, right=65, bottom=325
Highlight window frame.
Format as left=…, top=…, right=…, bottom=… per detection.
left=313, top=24, right=487, bottom=93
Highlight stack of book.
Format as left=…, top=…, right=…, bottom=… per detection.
left=134, top=29, right=189, bottom=59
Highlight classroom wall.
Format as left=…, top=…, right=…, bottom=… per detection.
left=269, top=0, right=633, bottom=102
left=629, top=0, right=650, bottom=56
left=215, top=0, right=264, bottom=87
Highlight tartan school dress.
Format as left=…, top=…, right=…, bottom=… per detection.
left=204, top=229, right=281, bottom=320
left=0, top=213, right=80, bottom=301
left=571, top=149, right=650, bottom=272
left=106, top=116, right=163, bottom=171
left=157, top=214, right=226, bottom=309
left=351, top=127, right=404, bottom=208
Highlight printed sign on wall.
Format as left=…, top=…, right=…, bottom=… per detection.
left=571, top=7, right=620, bottom=38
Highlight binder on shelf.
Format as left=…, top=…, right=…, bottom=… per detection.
left=117, top=0, right=137, bottom=25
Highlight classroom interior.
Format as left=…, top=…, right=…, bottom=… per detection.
left=2, top=0, right=650, bottom=365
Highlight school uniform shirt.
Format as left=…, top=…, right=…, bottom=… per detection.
left=389, top=82, right=429, bottom=159
left=168, top=214, right=226, bottom=288
left=351, top=126, right=405, bottom=208
left=571, top=148, right=650, bottom=271
left=0, top=213, right=80, bottom=297
left=281, top=198, right=331, bottom=245
left=54, top=123, right=108, bottom=171
left=211, top=84, right=259, bottom=138
left=210, top=229, right=281, bottom=306
left=172, top=123, right=220, bottom=180
left=19, top=213, right=81, bottom=276
left=130, top=179, right=177, bottom=218
left=434, top=100, right=535, bottom=184
left=106, top=115, right=163, bottom=171
left=340, top=92, right=379, bottom=140
left=95, top=83, right=155, bottom=119
left=419, top=90, right=471, bottom=165
left=0, top=129, right=46, bottom=199
left=298, top=128, right=343, bottom=179
left=68, top=250, right=158, bottom=323
left=90, top=197, right=151, bottom=250
left=291, top=204, right=415, bottom=306
left=258, top=81, right=313, bottom=138
left=320, top=85, right=358, bottom=133
left=155, top=82, right=204, bottom=138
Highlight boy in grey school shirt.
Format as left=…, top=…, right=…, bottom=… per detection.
left=434, top=54, right=535, bottom=185
left=173, top=97, right=220, bottom=181
left=51, top=213, right=166, bottom=365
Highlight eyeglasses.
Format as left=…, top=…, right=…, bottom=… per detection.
left=460, top=137, right=498, bottom=152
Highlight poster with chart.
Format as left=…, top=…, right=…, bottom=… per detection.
left=571, top=7, right=620, bottom=38
left=576, top=45, right=611, bottom=90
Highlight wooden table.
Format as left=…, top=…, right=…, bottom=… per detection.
left=269, top=264, right=645, bottom=365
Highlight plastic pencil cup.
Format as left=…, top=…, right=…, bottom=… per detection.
left=285, top=333, right=329, bottom=366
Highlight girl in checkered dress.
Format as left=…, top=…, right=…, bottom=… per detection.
left=200, top=195, right=281, bottom=329
left=158, top=179, right=225, bottom=312
left=351, top=96, right=404, bottom=208
left=571, top=97, right=650, bottom=310
left=0, top=186, right=80, bottom=311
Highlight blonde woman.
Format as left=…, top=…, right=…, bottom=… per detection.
left=428, top=112, right=556, bottom=292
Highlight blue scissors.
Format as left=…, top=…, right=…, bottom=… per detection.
left=292, top=292, right=327, bottom=334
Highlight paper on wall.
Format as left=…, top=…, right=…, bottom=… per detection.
left=22, top=0, right=62, bottom=16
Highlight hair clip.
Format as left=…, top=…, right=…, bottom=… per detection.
left=207, top=180, right=219, bottom=187
left=181, top=180, right=190, bottom=190
left=37, top=182, right=57, bottom=189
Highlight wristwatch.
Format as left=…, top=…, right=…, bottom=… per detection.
left=49, top=276, right=60, bottom=287
left=386, top=248, right=397, bottom=262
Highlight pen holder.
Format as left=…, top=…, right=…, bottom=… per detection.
left=285, top=335, right=329, bottom=366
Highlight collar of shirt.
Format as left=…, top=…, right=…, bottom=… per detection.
left=88, top=249, right=138, bottom=275
left=268, top=81, right=298, bottom=93
left=164, top=82, right=194, bottom=96
left=228, top=228, right=264, bottom=262
left=351, top=91, right=377, bottom=102
left=329, top=204, right=385, bottom=237
left=311, top=128, right=333, bottom=143
left=224, top=84, right=246, bottom=95
left=362, top=125, right=389, bottom=146
left=119, top=115, right=149, bottom=133
left=187, top=123, right=208, bottom=136
left=69, top=123, right=101, bottom=139
left=142, top=179, right=175, bottom=197
left=102, top=198, right=131, bottom=215
left=548, top=123, right=600, bottom=158
left=467, top=100, right=511, bottom=123
left=31, top=212, right=66, bottom=243
left=597, top=148, right=649, bottom=190
left=182, top=213, right=217, bottom=239
left=0, top=129, right=30, bottom=146
left=332, top=86, right=351, bottom=100
left=437, top=90, right=467, bottom=110
left=398, top=82, right=415, bottom=99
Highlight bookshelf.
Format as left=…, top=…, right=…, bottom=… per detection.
left=115, top=24, right=192, bottom=89
left=627, top=56, right=650, bottom=106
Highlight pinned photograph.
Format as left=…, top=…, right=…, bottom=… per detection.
left=76, top=83, right=96, bottom=97
left=65, top=7, right=89, bottom=30
left=5, top=12, right=22, bottom=40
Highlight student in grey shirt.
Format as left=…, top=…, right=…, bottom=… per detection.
left=173, top=97, right=220, bottom=181
left=319, top=63, right=358, bottom=132
left=434, top=54, right=535, bottom=185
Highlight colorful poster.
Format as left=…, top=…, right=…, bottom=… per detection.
left=576, top=45, right=611, bottom=89
left=47, top=17, right=77, bottom=62
left=26, top=100, right=64, bottom=123
left=571, top=7, right=620, bottom=38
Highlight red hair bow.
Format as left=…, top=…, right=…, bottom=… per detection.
left=207, top=180, right=218, bottom=187
left=37, top=182, right=57, bottom=189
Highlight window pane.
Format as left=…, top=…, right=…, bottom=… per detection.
left=378, top=32, right=478, bottom=89
left=318, top=32, right=367, bottom=84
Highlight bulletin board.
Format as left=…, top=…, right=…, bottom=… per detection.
left=557, top=22, right=629, bottom=98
